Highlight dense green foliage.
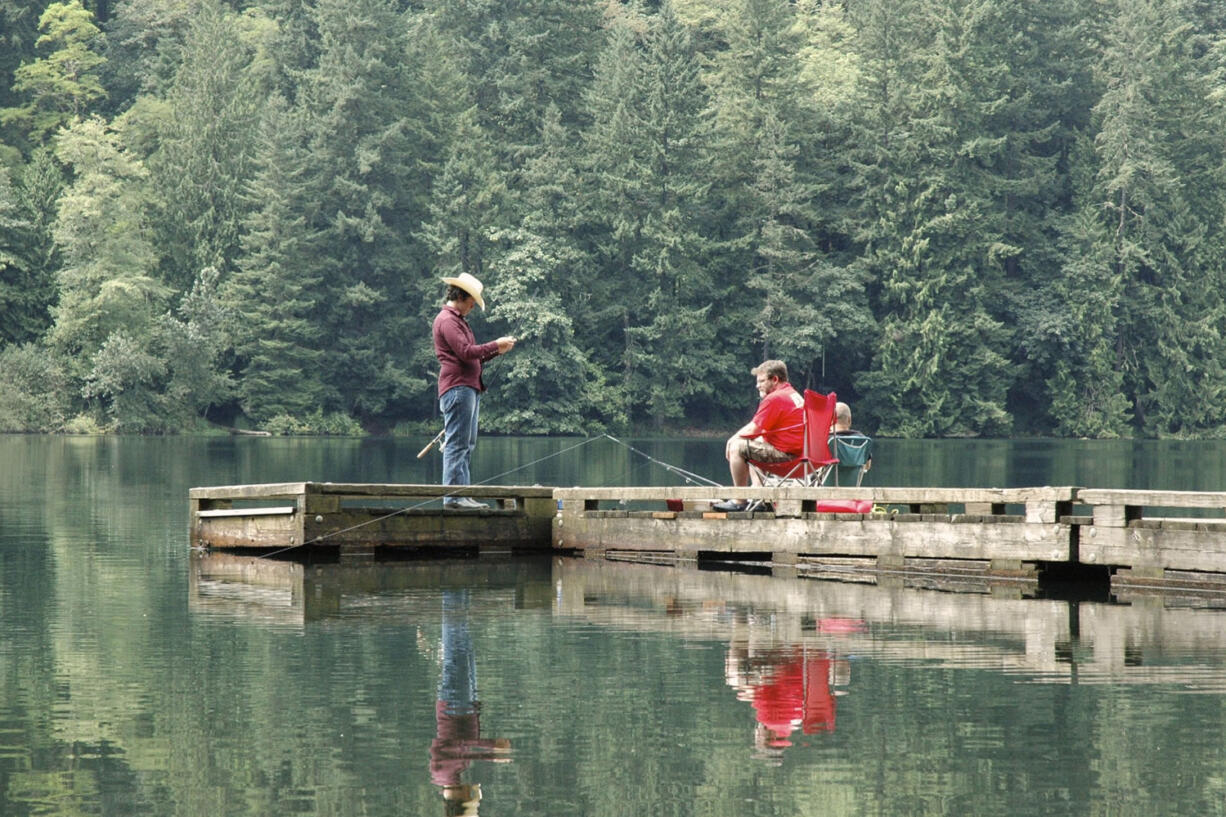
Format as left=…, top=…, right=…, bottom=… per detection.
left=2, top=0, right=1226, bottom=437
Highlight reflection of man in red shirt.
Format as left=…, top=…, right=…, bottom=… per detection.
left=751, top=650, right=837, bottom=749
left=714, top=360, right=805, bottom=512
left=726, top=643, right=843, bottom=757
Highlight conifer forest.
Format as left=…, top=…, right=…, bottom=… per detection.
left=2, top=0, right=1225, bottom=438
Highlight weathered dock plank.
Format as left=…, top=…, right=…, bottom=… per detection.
left=555, top=513, right=1069, bottom=561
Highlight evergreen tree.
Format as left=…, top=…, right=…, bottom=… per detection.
left=225, top=97, right=334, bottom=423
left=913, top=0, right=1097, bottom=432
left=583, top=2, right=720, bottom=427
left=99, top=0, right=200, bottom=115
left=13, top=147, right=64, bottom=339
left=253, top=0, right=320, bottom=99
left=0, top=0, right=42, bottom=161
left=1046, top=199, right=1132, bottom=437
left=416, top=106, right=513, bottom=421
left=1091, top=0, right=1226, bottom=435
left=579, top=12, right=648, bottom=387
left=488, top=106, right=621, bottom=433
left=146, top=0, right=270, bottom=291
left=850, top=0, right=1014, bottom=436
left=424, top=0, right=603, bottom=164
left=418, top=108, right=501, bottom=299
left=743, top=111, right=871, bottom=383
left=290, top=0, right=436, bottom=425
left=414, top=0, right=607, bottom=431
left=394, top=11, right=471, bottom=420
left=0, top=168, right=38, bottom=346
left=703, top=0, right=870, bottom=394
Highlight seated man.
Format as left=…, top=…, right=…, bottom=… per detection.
left=713, top=360, right=805, bottom=512
left=831, top=401, right=872, bottom=483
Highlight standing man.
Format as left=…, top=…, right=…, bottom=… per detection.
left=432, top=273, right=515, bottom=509
left=713, top=360, right=805, bottom=512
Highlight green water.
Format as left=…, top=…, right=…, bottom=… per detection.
left=3, top=434, right=1226, bottom=817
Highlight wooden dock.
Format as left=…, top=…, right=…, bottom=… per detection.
left=553, top=485, right=1226, bottom=593
left=189, top=482, right=1226, bottom=592
left=189, top=482, right=556, bottom=557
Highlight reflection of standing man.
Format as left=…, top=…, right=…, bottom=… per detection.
left=431, top=590, right=510, bottom=816
left=432, top=273, right=516, bottom=510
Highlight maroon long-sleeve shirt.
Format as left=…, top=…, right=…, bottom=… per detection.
left=433, top=304, right=500, bottom=397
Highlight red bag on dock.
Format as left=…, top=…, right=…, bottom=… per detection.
left=815, top=500, right=873, bottom=514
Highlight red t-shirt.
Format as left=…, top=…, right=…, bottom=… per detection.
left=747, top=383, right=804, bottom=454
left=751, top=652, right=837, bottom=747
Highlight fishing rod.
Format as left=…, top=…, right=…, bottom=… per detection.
left=417, top=428, right=446, bottom=458
left=602, top=433, right=723, bottom=487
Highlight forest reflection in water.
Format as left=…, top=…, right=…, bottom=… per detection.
left=5, top=434, right=1226, bottom=816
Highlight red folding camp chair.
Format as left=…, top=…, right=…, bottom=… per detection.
left=747, top=390, right=840, bottom=487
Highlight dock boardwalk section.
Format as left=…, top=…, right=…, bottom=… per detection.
left=1078, top=489, right=1226, bottom=592
left=553, top=485, right=1077, bottom=583
left=189, top=482, right=556, bottom=556
left=190, top=481, right=1226, bottom=592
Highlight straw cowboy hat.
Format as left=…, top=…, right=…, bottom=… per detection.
left=441, top=272, right=485, bottom=310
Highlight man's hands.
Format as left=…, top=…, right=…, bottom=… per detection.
left=496, top=336, right=516, bottom=354
left=725, top=434, right=739, bottom=461
left=726, top=422, right=758, bottom=460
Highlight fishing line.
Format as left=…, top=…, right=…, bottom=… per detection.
left=252, top=434, right=605, bottom=558
left=600, top=433, right=722, bottom=487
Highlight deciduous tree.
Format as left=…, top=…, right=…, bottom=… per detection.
left=49, top=116, right=166, bottom=378
left=1, top=0, right=107, bottom=143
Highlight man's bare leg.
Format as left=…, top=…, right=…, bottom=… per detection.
left=726, top=437, right=749, bottom=503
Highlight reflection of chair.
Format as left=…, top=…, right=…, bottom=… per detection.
left=749, top=649, right=838, bottom=750
left=748, top=390, right=839, bottom=488
left=827, top=432, right=873, bottom=487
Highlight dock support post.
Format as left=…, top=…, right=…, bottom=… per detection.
left=877, top=554, right=906, bottom=571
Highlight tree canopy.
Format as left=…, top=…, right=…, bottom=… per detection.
left=2, top=0, right=1225, bottom=438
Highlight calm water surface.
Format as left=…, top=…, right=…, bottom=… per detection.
left=3, top=434, right=1226, bottom=817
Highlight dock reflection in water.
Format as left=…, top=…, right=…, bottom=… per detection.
left=550, top=557, right=1226, bottom=694
left=185, top=551, right=1226, bottom=814
left=188, top=551, right=555, bottom=627
left=189, top=550, right=1226, bottom=692
left=192, top=549, right=1226, bottom=686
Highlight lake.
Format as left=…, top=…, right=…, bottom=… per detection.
left=3, top=434, right=1226, bottom=817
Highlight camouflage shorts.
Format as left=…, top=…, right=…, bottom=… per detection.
left=734, top=437, right=795, bottom=463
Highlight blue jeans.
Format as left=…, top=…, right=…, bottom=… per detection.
left=440, top=386, right=480, bottom=487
